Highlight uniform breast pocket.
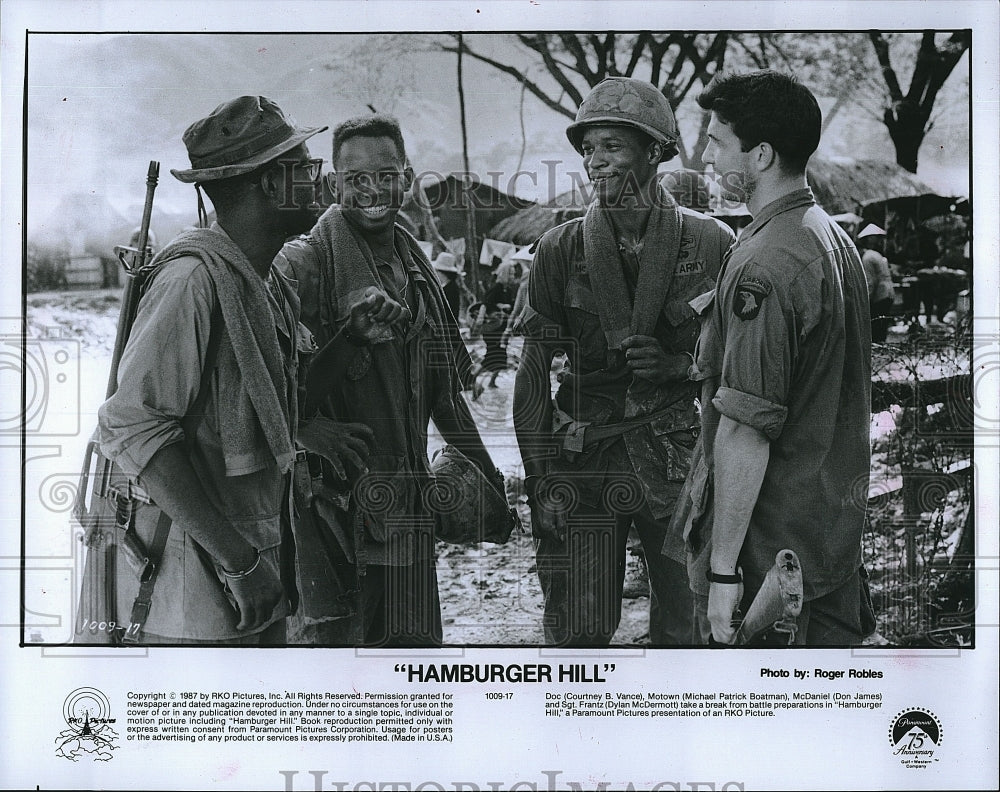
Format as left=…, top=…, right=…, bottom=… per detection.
left=649, top=413, right=699, bottom=482
left=662, top=299, right=700, bottom=351
left=564, top=280, right=607, bottom=369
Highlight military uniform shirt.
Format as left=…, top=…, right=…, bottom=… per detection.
left=706, top=188, right=871, bottom=600
left=521, top=204, right=734, bottom=557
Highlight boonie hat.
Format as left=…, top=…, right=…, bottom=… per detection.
left=566, top=77, right=679, bottom=163
left=171, top=96, right=327, bottom=183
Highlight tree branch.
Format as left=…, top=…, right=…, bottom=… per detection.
left=731, top=35, right=766, bottom=68
left=440, top=37, right=576, bottom=119
left=869, top=32, right=904, bottom=100
left=905, top=31, right=937, bottom=104
left=557, top=34, right=597, bottom=88
left=602, top=33, right=620, bottom=77
left=624, top=31, right=650, bottom=76
left=518, top=34, right=590, bottom=86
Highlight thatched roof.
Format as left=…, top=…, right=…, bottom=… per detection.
left=487, top=192, right=583, bottom=245
left=488, top=169, right=712, bottom=245
left=806, top=158, right=938, bottom=216
left=421, top=174, right=534, bottom=242
left=490, top=158, right=945, bottom=245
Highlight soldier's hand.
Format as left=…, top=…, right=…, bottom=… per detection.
left=525, top=476, right=569, bottom=543
left=621, top=335, right=690, bottom=384
left=529, top=502, right=568, bottom=543
left=347, top=286, right=411, bottom=342
left=707, top=580, right=743, bottom=645
left=297, top=417, right=374, bottom=481
left=226, top=555, right=285, bottom=633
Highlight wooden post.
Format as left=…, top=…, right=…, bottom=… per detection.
left=456, top=33, right=480, bottom=300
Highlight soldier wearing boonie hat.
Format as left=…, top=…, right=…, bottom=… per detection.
left=514, top=76, right=734, bottom=647
left=97, top=95, right=377, bottom=644
left=170, top=95, right=327, bottom=229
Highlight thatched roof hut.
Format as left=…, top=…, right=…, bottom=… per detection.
left=487, top=191, right=583, bottom=245
left=420, top=174, right=534, bottom=243
left=488, top=169, right=712, bottom=245
left=807, top=158, right=968, bottom=270
left=805, top=158, right=939, bottom=216
left=489, top=158, right=952, bottom=246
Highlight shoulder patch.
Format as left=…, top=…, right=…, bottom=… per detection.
left=733, top=277, right=770, bottom=321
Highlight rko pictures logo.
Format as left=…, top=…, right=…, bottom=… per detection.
left=889, top=708, right=942, bottom=768
left=55, top=687, right=119, bottom=762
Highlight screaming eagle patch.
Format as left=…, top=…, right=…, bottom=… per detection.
left=733, top=276, right=770, bottom=321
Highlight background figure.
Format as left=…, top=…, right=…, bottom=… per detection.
left=500, top=252, right=533, bottom=349
left=471, top=261, right=519, bottom=389
left=858, top=223, right=896, bottom=342
left=916, top=262, right=969, bottom=325
left=432, top=251, right=463, bottom=320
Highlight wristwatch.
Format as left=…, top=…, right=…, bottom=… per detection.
left=706, top=568, right=742, bottom=584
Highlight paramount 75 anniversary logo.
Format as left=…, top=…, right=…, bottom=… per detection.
left=889, top=708, right=942, bottom=768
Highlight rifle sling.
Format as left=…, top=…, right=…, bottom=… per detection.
left=123, top=300, right=224, bottom=643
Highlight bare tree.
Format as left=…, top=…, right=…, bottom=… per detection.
left=438, top=33, right=729, bottom=167
left=432, top=32, right=967, bottom=174
left=869, top=31, right=970, bottom=173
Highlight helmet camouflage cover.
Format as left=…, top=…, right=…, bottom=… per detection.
left=566, top=76, right=679, bottom=163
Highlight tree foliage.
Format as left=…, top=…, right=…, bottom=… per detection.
left=439, top=32, right=969, bottom=173
left=26, top=243, right=68, bottom=292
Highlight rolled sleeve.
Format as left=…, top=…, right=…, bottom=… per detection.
left=716, top=263, right=794, bottom=440
left=98, top=258, right=215, bottom=477
left=712, top=386, right=787, bottom=440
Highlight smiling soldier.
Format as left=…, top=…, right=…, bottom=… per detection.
left=276, top=115, right=499, bottom=647
left=513, top=77, right=734, bottom=646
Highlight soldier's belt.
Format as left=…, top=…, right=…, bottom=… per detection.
left=551, top=403, right=695, bottom=454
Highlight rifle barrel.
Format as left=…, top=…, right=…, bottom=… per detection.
left=105, top=160, right=160, bottom=398
left=135, top=161, right=160, bottom=270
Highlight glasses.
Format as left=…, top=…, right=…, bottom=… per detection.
left=296, top=158, right=324, bottom=182
left=273, top=157, right=323, bottom=182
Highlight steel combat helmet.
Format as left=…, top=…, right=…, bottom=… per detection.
left=566, top=77, right=679, bottom=163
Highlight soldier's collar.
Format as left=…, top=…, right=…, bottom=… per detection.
left=742, top=188, right=815, bottom=241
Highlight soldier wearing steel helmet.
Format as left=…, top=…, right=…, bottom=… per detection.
left=513, top=77, right=735, bottom=646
